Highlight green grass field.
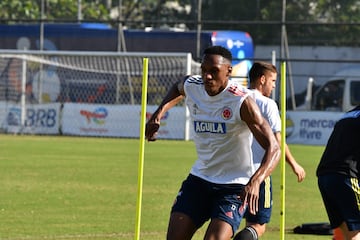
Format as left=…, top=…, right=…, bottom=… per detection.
left=0, top=134, right=332, bottom=240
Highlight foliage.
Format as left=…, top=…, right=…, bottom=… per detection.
left=0, top=0, right=110, bottom=22
left=0, top=0, right=359, bottom=46
left=0, top=0, right=41, bottom=20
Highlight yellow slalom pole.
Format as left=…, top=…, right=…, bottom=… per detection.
left=134, top=58, right=149, bottom=240
left=280, top=61, right=286, bottom=240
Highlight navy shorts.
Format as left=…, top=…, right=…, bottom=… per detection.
left=171, top=174, right=247, bottom=235
left=318, top=174, right=360, bottom=230
left=244, top=176, right=272, bottom=224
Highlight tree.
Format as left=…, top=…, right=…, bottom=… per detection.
left=0, top=0, right=110, bottom=23
left=0, top=0, right=41, bottom=20
left=310, top=0, right=360, bottom=46
left=111, top=0, right=193, bottom=30
left=0, top=0, right=359, bottom=46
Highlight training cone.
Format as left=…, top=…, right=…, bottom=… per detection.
left=333, top=227, right=344, bottom=240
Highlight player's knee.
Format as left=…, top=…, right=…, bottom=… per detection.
left=233, top=226, right=258, bottom=240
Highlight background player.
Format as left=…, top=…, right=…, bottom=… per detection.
left=317, top=105, right=360, bottom=240
left=234, top=61, right=306, bottom=240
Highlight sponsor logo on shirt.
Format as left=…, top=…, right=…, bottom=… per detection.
left=194, top=121, right=226, bottom=134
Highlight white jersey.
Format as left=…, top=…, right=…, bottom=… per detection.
left=184, top=75, right=254, bottom=184
left=249, top=89, right=281, bottom=170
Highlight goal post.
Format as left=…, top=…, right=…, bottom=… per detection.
left=0, top=50, right=199, bottom=137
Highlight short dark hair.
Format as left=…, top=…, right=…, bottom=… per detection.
left=249, top=61, right=277, bottom=83
left=203, top=46, right=232, bottom=62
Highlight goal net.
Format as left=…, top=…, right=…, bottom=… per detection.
left=0, top=51, right=200, bottom=105
left=0, top=50, right=200, bottom=137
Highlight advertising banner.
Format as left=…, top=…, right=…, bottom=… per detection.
left=61, top=103, right=187, bottom=139
left=1, top=101, right=343, bottom=146
left=286, top=111, right=343, bottom=145
left=0, top=102, right=61, bottom=134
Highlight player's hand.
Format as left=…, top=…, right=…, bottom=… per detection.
left=145, top=121, right=160, bottom=141
left=243, top=182, right=260, bottom=215
left=292, top=163, right=306, bottom=182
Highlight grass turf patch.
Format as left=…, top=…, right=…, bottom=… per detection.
left=0, top=134, right=330, bottom=240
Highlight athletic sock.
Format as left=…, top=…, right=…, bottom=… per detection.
left=233, top=226, right=258, bottom=240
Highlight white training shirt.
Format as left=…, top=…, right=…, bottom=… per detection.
left=184, top=75, right=254, bottom=184
left=249, top=89, right=281, bottom=170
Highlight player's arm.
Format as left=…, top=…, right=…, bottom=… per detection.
left=265, top=101, right=306, bottom=182
left=145, top=78, right=185, bottom=141
left=240, top=96, right=281, bottom=214
left=274, top=132, right=306, bottom=182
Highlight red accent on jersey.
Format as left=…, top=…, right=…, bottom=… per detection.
left=228, top=84, right=246, bottom=96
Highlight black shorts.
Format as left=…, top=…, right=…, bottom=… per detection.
left=244, top=176, right=272, bottom=224
left=318, top=174, right=360, bottom=230
left=171, top=174, right=247, bottom=235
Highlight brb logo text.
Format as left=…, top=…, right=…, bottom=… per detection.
left=7, top=107, right=57, bottom=127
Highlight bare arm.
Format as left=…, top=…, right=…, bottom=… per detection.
left=145, top=79, right=185, bottom=141
left=240, top=97, right=281, bottom=214
left=274, top=132, right=306, bottom=182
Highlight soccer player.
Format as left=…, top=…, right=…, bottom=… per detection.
left=145, top=46, right=280, bottom=240
left=234, top=61, right=306, bottom=240
left=317, top=105, right=360, bottom=240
